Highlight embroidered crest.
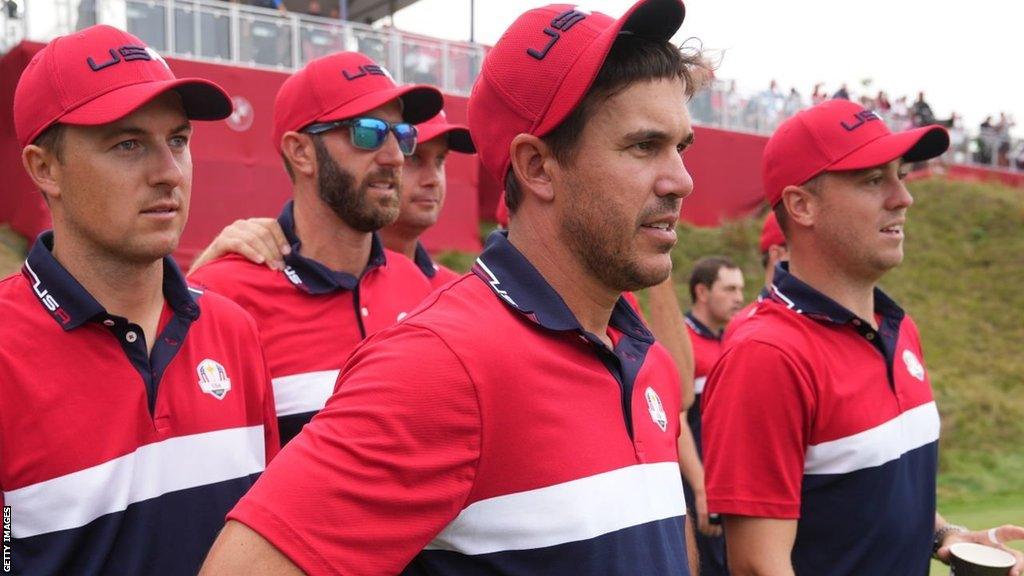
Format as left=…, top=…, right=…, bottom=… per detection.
left=645, top=387, right=668, bottom=432
left=197, top=359, right=232, bottom=400
left=902, top=349, right=925, bottom=381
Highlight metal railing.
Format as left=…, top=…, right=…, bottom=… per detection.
left=2, top=0, right=487, bottom=96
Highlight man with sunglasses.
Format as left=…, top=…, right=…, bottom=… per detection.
left=188, top=110, right=475, bottom=289
left=189, top=51, right=443, bottom=446
left=202, top=0, right=706, bottom=574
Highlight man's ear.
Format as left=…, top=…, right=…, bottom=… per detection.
left=281, top=132, right=317, bottom=178
left=694, top=283, right=710, bottom=305
left=22, top=145, right=61, bottom=203
left=509, top=134, right=555, bottom=204
left=780, top=184, right=818, bottom=230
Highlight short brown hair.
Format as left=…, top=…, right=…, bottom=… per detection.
left=504, top=34, right=707, bottom=214
left=33, top=123, right=66, bottom=162
left=688, top=256, right=738, bottom=303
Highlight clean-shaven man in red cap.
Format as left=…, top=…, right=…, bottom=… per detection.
left=201, top=0, right=705, bottom=574
left=1, top=25, right=279, bottom=575
left=377, top=110, right=475, bottom=287
left=702, top=99, right=1024, bottom=576
left=189, top=109, right=475, bottom=289
left=188, top=51, right=443, bottom=445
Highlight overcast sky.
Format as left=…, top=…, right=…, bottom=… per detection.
left=391, top=0, right=1021, bottom=134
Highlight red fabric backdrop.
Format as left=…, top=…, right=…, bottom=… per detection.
left=0, top=41, right=481, bottom=269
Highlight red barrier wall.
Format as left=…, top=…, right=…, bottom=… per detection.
left=0, top=41, right=480, bottom=269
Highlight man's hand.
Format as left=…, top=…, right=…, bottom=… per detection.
left=189, top=218, right=290, bottom=274
left=936, top=524, right=1024, bottom=576
left=693, top=488, right=723, bottom=538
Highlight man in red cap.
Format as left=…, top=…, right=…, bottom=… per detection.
left=202, top=1, right=705, bottom=574
left=188, top=51, right=444, bottom=445
left=0, top=25, right=279, bottom=575
left=702, top=99, right=1024, bottom=575
left=190, top=109, right=475, bottom=290
left=377, top=110, right=475, bottom=287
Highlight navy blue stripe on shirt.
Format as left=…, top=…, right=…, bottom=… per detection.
left=795, top=442, right=937, bottom=576
left=403, top=516, right=688, bottom=576
left=13, top=473, right=260, bottom=576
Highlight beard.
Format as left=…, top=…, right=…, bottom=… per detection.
left=557, top=188, right=678, bottom=293
left=313, top=136, right=401, bottom=232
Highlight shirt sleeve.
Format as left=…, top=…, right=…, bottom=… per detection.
left=227, top=324, right=481, bottom=576
left=701, top=339, right=815, bottom=519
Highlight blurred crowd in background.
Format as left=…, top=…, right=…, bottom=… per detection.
left=690, top=77, right=1023, bottom=171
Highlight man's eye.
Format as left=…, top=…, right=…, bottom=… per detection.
left=115, top=140, right=140, bottom=152
left=170, top=135, right=189, bottom=148
left=634, top=141, right=653, bottom=151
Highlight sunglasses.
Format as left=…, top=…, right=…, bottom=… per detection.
left=303, top=117, right=418, bottom=156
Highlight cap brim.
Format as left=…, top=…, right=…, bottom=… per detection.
left=830, top=125, right=950, bottom=171
left=533, top=0, right=685, bottom=138
left=59, top=78, right=232, bottom=126
left=621, top=0, right=686, bottom=40
left=418, top=123, right=475, bottom=153
left=318, top=84, right=444, bottom=126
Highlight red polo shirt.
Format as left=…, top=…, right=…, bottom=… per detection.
left=0, top=232, right=278, bottom=575
left=227, top=231, right=691, bottom=576
left=189, top=201, right=433, bottom=445
left=702, top=263, right=939, bottom=576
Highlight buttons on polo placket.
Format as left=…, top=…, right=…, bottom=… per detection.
left=125, top=331, right=138, bottom=343
left=361, top=307, right=369, bottom=317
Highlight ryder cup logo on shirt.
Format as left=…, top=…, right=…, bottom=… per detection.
left=645, top=387, right=668, bottom=432
left=902, top=349, right=926, bottom=381
left=197, top=359, right=232, bottom=400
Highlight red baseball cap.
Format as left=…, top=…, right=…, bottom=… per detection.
left=272, top=51, right=443, bottom=150
left=14, top=25, right=232, bottom=147
left=417, top=110, right=475, bottom=154
left=468, top=0, right=686, bottom=184
left=762, top=99, right=949, bottom=206
left=759, top=211, right=785, bottom=253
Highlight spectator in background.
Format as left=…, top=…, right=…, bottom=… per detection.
left=947, top=112, right=967, bottom=163
left=678, top=257, right=745, bottom=576
left=832, top=83, right=850, bottom=100
left=811, top=83, right=827, bottom=105
left=5, top=0, right=17, bottom=18
left=305, top=0, right=323, bottom=17
left=976, top=115, right=997, bottom=165
left=875, top=90, right=892, bottom=115
left=890, top=95, right=911, bottom=131
left=250, top=0, right=286, bottom=12
left=783, top=87, right=803, bottom=119
left=911, top=91, right=936, bottom=127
